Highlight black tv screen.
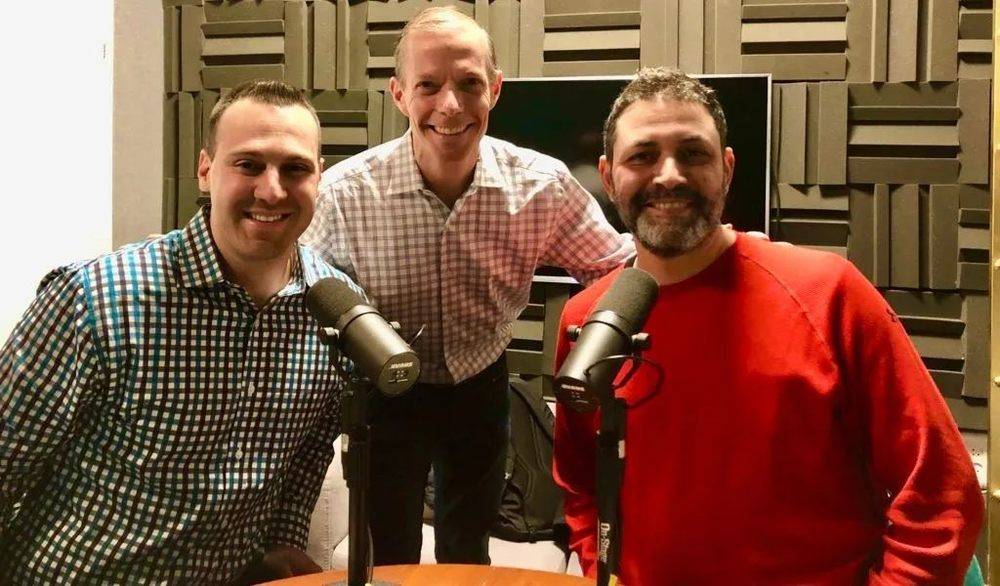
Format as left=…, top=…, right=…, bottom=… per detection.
left=488, top=74, right=771, bottom=235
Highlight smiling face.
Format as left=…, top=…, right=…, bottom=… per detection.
left=197, top=98, right=321, bottom=273
left=389, top=25, right=502, bottom=176
left=600, top=98, right=735, bottom=258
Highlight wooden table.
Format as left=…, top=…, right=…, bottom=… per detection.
left=260, top=564, right=594, bottom=585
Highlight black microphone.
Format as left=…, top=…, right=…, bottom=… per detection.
left=306, top=277, right=420, bottom=396
left=554, top=268, right=659, bottom=412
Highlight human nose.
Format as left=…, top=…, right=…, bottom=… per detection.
left=436, top=86, right=462, bottom=115
left=254, top=167, right=287, bottom=204
left=653, top=156, right=686, bottom=191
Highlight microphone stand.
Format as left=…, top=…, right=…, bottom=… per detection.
left=585, top=333, right=651, bottom=586
left=320, top=327, right=396, bottom=586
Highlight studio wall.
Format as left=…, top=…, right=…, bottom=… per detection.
left=161, top=0, right=992, bottom=433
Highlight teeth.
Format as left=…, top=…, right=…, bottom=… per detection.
left=250, top=213, right=284, bottom=222
left=434, top=125, right=465, bottom=135
left=649, top=200, right=688, bottom=209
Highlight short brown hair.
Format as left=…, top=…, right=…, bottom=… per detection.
left=603, top=67, right=728, bottom=161
left=204, top=79, right=319, bottom=156
left=393, top=6, right=499, bottom=84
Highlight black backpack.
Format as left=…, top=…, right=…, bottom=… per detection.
left=491, top=379, right=568, bottom=545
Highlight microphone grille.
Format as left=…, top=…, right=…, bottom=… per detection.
left=593, top=268, right=659, bottom=329
left=305, top=277, right=365, bottom=327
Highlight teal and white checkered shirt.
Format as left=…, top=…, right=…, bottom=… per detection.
left=0, top=208, right=359, bottom=584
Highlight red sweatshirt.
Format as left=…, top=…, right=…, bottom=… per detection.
left=553, top=234, right=983, bottom=585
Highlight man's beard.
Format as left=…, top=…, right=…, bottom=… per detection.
left=613, top=184, right=724, bottom=258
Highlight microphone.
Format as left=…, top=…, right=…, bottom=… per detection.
left=306, top=277, right=420, bottom=396
left=554, top=268, right=659, bottom=412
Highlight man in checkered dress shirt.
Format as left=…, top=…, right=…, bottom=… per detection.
left=301, top=7, right=634, bottom=566
left=0, top=81, right=360, bottom=583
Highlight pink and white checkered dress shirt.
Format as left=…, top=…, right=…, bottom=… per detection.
left=302, top=132, right=634, bottom=384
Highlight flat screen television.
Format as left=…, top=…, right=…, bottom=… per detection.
left=487, top=74, right=771, bottom=236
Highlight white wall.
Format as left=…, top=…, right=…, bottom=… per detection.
left=114, top=0, right=163, bottom=248
left=0, top=3, right=114, bottom=344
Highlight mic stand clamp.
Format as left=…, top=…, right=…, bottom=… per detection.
left=319, top=328, right=396, bottom=586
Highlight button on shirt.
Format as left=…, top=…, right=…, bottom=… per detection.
left=0, top=208, right=361, bottom=584
left=303, top=133, right=634, bottom=383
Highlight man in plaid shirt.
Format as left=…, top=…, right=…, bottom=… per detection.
left=301, top=7, right=634, bottom=566
left=0, top=80, right=360, bottom=583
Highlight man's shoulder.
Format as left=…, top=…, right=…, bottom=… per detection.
left=734, top=235, right=873, bottom=309
left=320, top=137, right=404, bottom=187
left=483, top=135, right=572, bottom=181
left=298, top=244, right=366, bottom=298
left=44, top=232, right=181, bottom=293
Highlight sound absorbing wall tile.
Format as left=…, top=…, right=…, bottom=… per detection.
left=873, top=183, right=891, bottom=287
left=181, top=5, right=204, bottom=91
left=367, top=90, right=383, bottom=149
left=777, top=185, right=849, bottom=211
left=963, top=294, right=988, bottom=399
left=204, top=1, right=283, bottom=22
left=924, top=0, right=958, bottom=82
left=958, top=79, right=991, bottom=184
left=712, top=0, right=741, bottom=74
left=927, top=185, right=960, bottom=289
left=959, top=184, right=990, bottom=210
left=816, top=82, right=847, bottom=184
left=640, top=0, right=677, bottom=68
left=957, top=1, right=993, bottom=79
left=313, top=0, right=336, bottom=90
left=887, top=0, right=918, bottom=82
left=742, top=54, right=846, bottom=81
left=488, top=0, right=520, bottom=77
left=519, top=0, right=544, bottom=76
left=284, top=2, right=308, bottom=88
left=346, top=0, right=368, bottom=89
left=889, top=185, right=920, bottom=288
left=165, top=6, right=181, bottom=93
left=776, top=83, right=806, bottom=184
left=846, top=0, right=887, bottom=82
left=848, top=186, right=875, bottom=281
left=742, top=2, right=848, bottom=20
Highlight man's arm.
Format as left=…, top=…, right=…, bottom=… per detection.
left=0, top=267, right=103, bottom=527
left=551, top=305, right=601, bottom=577
left=835, top=265, right=984, bottom=585
left=260, top=397, right=342, bottom=565
left=540, top=172, right=634, bottom=285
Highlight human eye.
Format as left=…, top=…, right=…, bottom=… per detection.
left=415, top=80, right=437, bottom=93
left=283, top=161, right=315, bottom=177
left=234, top=159, right=262, bottom=174
left=625, top=150, right=655, bottom=165
left=461, top=77, right=485, bottom=92
left=680, top=148, right=710, bottom=163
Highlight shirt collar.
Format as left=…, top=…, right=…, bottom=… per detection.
left=176, top=206, right=227, bottom=290
left=176, top=206, right=315, bottom=294
left=385, top=130, right=505, bottom=196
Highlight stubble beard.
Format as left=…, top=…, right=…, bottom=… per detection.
left=614, top=184, right=725, bottom=258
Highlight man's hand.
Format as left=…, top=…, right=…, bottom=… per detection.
left=724, top=223, right=792, bottom=247
left=235, top=545, right=322, bottom=585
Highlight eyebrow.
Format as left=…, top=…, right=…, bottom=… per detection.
left=227, top=150, right=315, bottom=163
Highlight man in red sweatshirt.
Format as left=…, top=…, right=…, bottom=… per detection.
left=552, top=68, right=984, bottom=585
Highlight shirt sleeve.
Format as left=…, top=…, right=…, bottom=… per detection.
left=832, top=265, right=984, bottom=585
left=0, top=266, right=104, bottom=527
left=265, top=393, right=342, bottom=550
left=540, top=172, right=634, bottom=286
left=551, top=303, right=601, bottom=578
